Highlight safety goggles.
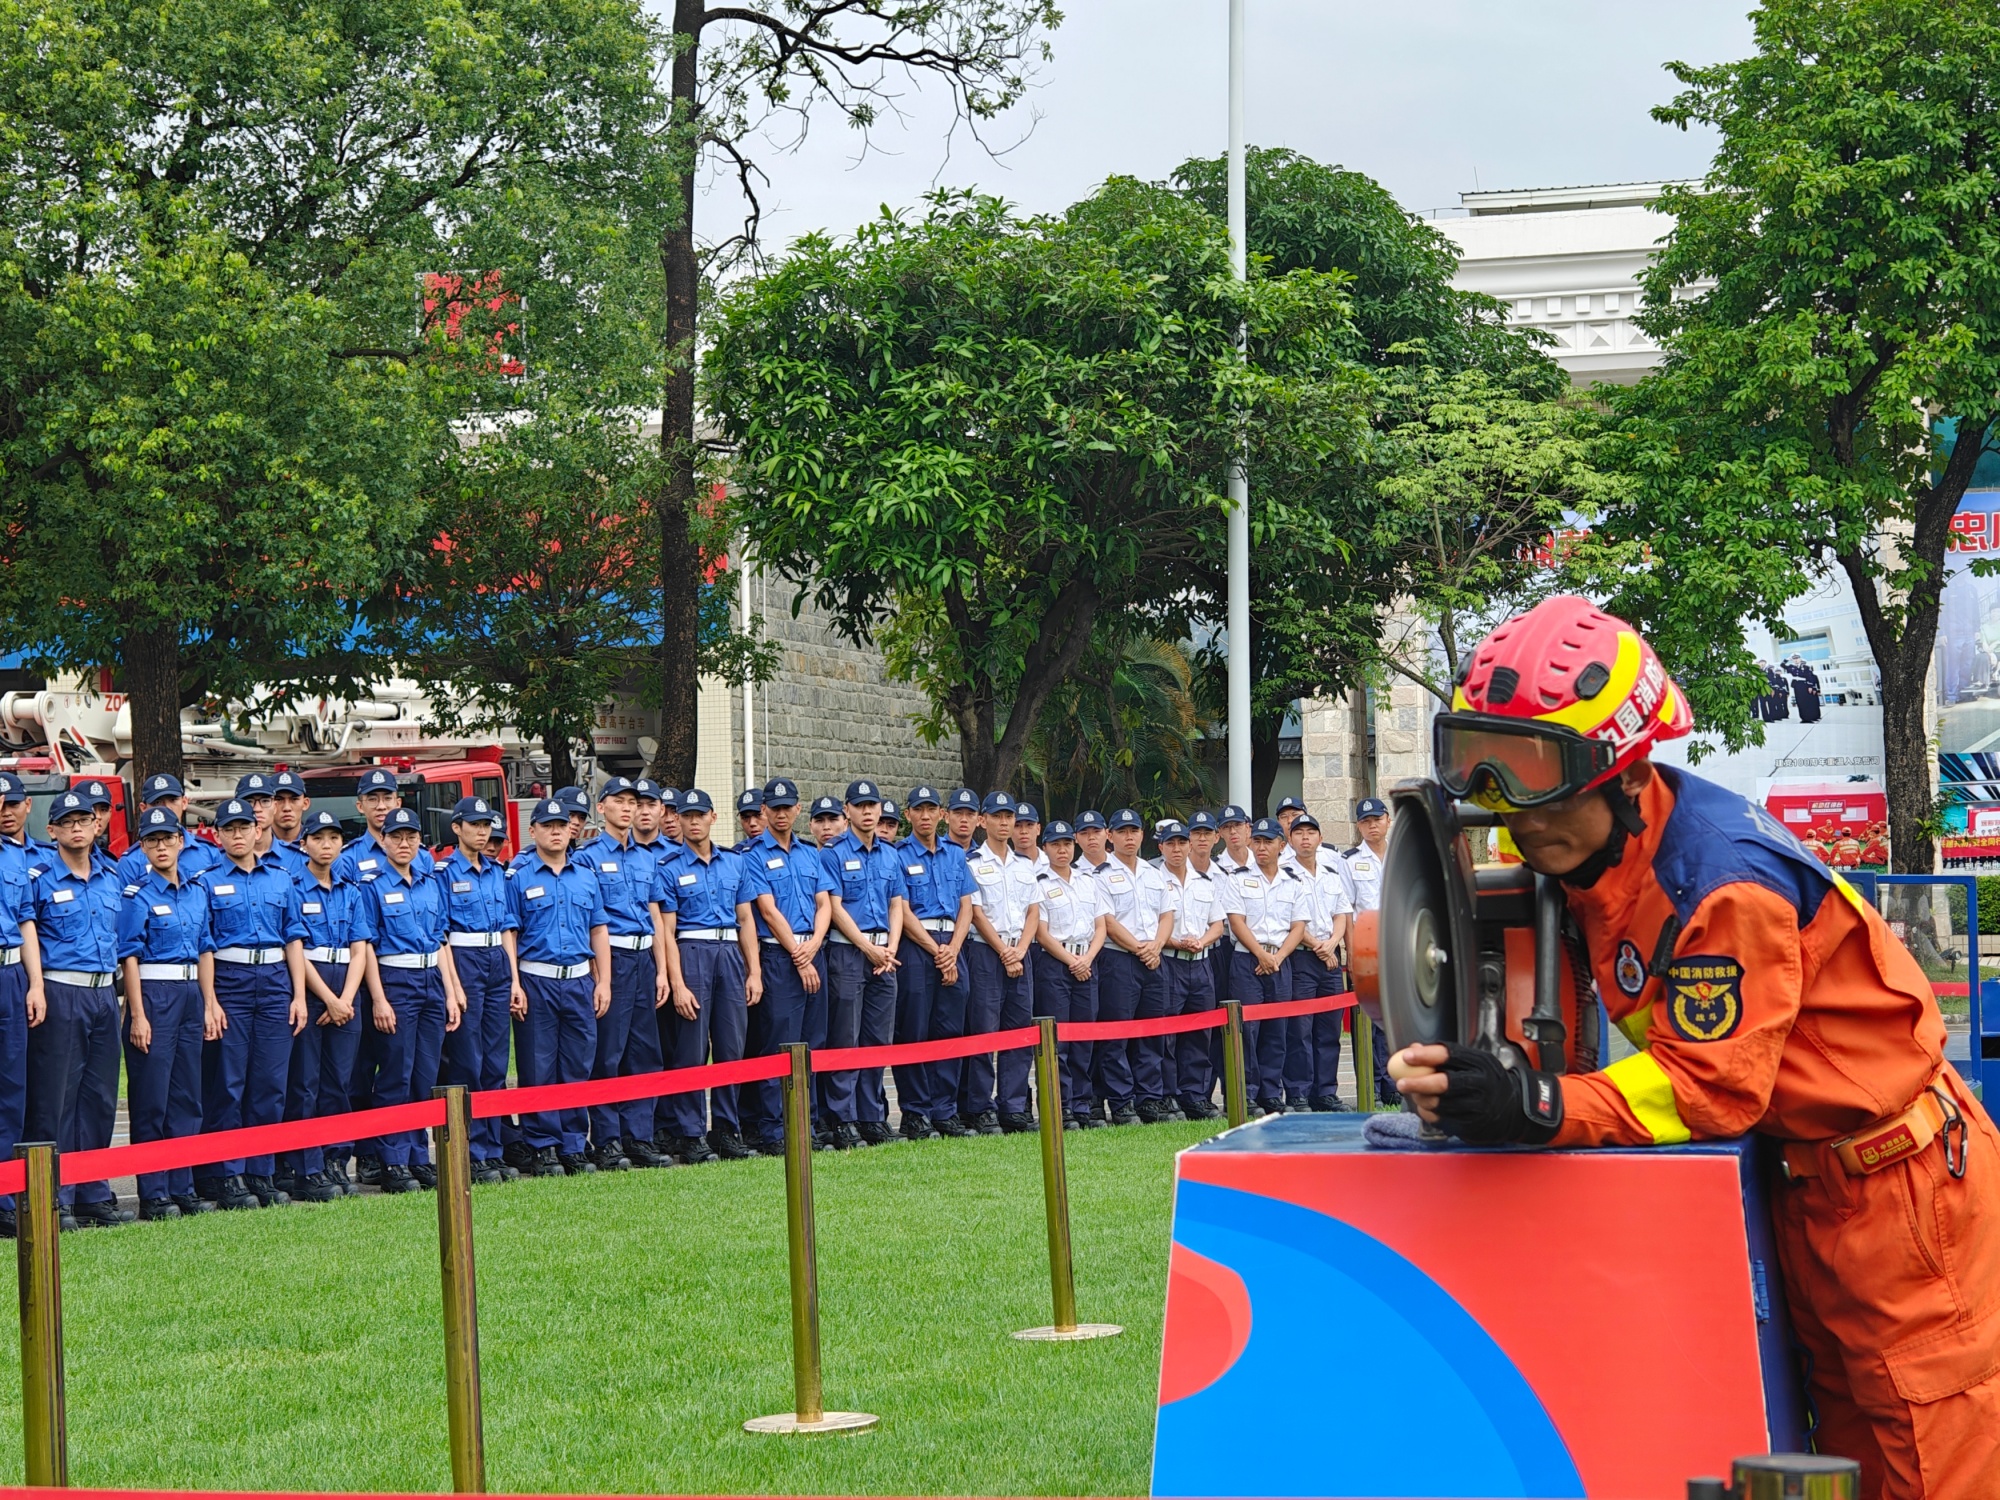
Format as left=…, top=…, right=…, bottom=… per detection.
left=1432, top=712, right=1617, bottom=810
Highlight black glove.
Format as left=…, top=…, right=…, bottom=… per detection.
left=1430, top=1044, right=1564, bottom=1146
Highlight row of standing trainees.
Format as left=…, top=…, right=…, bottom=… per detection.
left=0, top=764, right=1399, bottom=1229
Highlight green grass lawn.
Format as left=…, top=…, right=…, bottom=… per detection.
left=2, top=1121, right=1218, bottom=1494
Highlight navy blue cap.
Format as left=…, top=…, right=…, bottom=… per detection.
left=1040, top=819, right=1076, bottom=845
left=49, top=790, right=92, bottom=823
left=529, top=798, right=569, bottom=826
left=679, top=788, right=714, bottom=814
left=76, top=779, right=110, bottom=809
left=1014, top=802, right=1041, bottom=824
left=945, top=788, right=979, bottom=812
left=137, top=807, right=182, bottom=838
left=357, top=767, right=400, bottom=795
left=1291, top=811, right=1321, bottom=831
left=488, top=809, right=507, bottom=830
left=382, top=807, right=423, bottom=834
left=656, top=787, right=682, bottom=806
left=214, top=798, right=256, bottom=828
left=451, top=795, right=495, bottom=823
left=302, top=810, right=345, bottom=837
left=140, top=773, right=184, bottom=803
left=1276, top=796, right=1307, bottom=815
left=1155, top=819, right=1189, bottom=842
left=844, top=779, right=882, bottom=805
left=0, top=773, right=23, bottom=805
left=1218, top=804, right=1251, bottom=827
left=271, top=771, right=307, bottom=795
left=763, top=777, right=800, bottom=807
left=809, top=795, right=843, bottom=818
left=554, top=786, right=590, bottom=814
left=634, top=778, right=665, bottom=802
left=1075, top=810, right=1108, bottom=831
left=1356, top=797, right=1390, bottom=820
left=1250, top=817, right=1285, bottom=840
left=1108, top=808, right=1142, bottom=831
left=878, top=799, right=900, bottom=822
left=1187, top=810, right=1219, bottom=833
left=906, top=785, right=942, bottom=809
left=235, top=772, right=274, bottom=800
left=598, top=777, right=638, bottom=801
left=981, top=790, right=1016, bottom=815
left=736, top=788, right=765, bottom=813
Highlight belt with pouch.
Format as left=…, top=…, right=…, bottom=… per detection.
left=1782, top=1075, right=1968, bottom=1181
left=678, top=927, right=738, bottom=942
left=379, top=951, right=441, bottom=971
left=607, top=933, right=653, bottom=951
left=215, top=946, right=287, bottom=966
left=830, top=929, right=887, bottom=947
left=520, top=959, right=592, bottom=981
left=44, top=969, right=113, bottom=988
left=137, top=962, right=200, bottom=982
left=448, top=931, right=506, bottom=949
left=305, top=946, right=351, bottom=965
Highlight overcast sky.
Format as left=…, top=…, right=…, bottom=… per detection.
left=688, top=1, right=1760, bottom=252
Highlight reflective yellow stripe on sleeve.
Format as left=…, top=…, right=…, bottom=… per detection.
left=1602, top=1051, right=1691, bottom=1145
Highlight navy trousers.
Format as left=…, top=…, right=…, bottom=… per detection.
left=664, top=938, right=744, bottom=1138
left=822, top=940, right=895, bottom=1125
left=202, top=961, right=293, bottom=1180
left=589, top=945, right=663, bottom=1148
left=1030, top=948, right=1095, bottom=1117
left=1093, top=948, right=1154, bottom=1107
left=1165, top=953, right=1217, bottom=1109
left=892, top=946, right=955, bottom=1122
left=440, top=945, right=512, bottom=1161
left=960, top=940, right=1033, bottom=1118
left=124, top=977, right=203, bottom=1200
left=1229, top=949, right=1292, bottom=1107
left=746, top=945, right=816, bottom=1146
left=303, top=961, right=365, bottom=1174
left=31, top=977, right=119, bottom=1206
left=367, top=967, right=447, bottom=1167
left=924, top=950, right=971, bottom=1123
left=0, top=963, right=27, bottom=1206
left=520, top=971, right=596, bottom=1152
left=1292, top=952, right=1345, bottom=1103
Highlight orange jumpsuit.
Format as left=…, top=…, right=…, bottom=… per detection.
left=1555, top=767, right=2000, bottom=1499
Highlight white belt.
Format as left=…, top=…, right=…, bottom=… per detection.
left=678, top=927, right=738, bottom=942
left=45, top=969, right=113, bottom=988
left=1166, top=947, right=1205, bottom=962
left=1233, top=939, right=1282, bottom=955
left=521, top=959, right=591, bottom=980
left=305, top=946, right=351, bottom=965
left=970, top=931, right=1021, bottom=947
left=1061, top=940, right=1090, bottom=957
left=607, top=933, right=652, bottom=950
left=379, top=951, right=440, bottom=970
left=448, top=931, right=506, bottom=948
left=830, top=929, right=887, bottom=946
left=137, top=962, right=199, bottom=981
left=215, top=946, right=286, bottom=965
left=916, top=917, right=956, bottom=933
left=0, top=946, right=19, bottom=967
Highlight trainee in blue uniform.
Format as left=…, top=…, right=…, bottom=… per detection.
left=895, top=786, right=976, bottom=1136
left=116, top=807, right=217, bottom=1219
left=819, top=782, right=908, bottom=1147
left=438, top=797, right=519, bottom=1178
left=737, top=777, right=833, bottom=1153
left=282, top=810, right=376, bottom=1198
left=333, top=766, right=437, bottom=883
left=509, top=798, right=609, bottom=1175
left=359, top=807, right=454, bottom=1190
left=116, top=773, right=225, bottom=887
left=656, top=789, right=760, bottom=1161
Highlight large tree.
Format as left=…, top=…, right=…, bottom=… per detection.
left=0, top=0, right=668, bottom=783
left=1594, top=0, right=2000, bottom=872
left=706, top=182, right=1368, bottom=790
left=650, top=0, right=1060, bottom=787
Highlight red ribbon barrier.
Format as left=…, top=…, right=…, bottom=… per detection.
left=59, top=1102, right=448, bottom=1188
left=810, top=1026, right=1041, bottom=1073
left=1242, top=993, right=1358, bottom=1023
left=1059, top=1010, right=1225, bottom=1043
left=473, top=1054, right=791, bottom=1120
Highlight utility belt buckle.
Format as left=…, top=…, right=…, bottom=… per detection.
left=1784, top=1076, right=1964, bottom=1181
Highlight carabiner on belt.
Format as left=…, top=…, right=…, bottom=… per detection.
left=1933, top=1086, right=1969, bottom=1180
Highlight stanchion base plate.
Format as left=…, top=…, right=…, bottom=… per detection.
left=1012, top=1323, right=1124, bottom=1342
left=744, top=1411, right=880, bottom=1435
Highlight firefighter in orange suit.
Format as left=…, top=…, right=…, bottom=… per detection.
left=1396, top=596, right=2000, bottom=1500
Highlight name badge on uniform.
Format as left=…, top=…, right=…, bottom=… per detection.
left=906, top=863, right=924, bottom=876
left=51, top=889, right=74, bottom=904
left=302, top=902, right=323, bottom=914
left=153, top=904, right=173, bottom=916
left=844, top=859, right=862, bottom=871
left=525, top=886, right=546, bottom=899
left=1107, top=874, right=1130, bottom=890
left=766, top=857, right=785, bottom=870
left=451, top=881, right=472, bottom=893
left=211, top=884, right=236, bottom=895
left=976, top=865, right=1000, bottom=882
left=678, top=872, right=698, bottom=887
left=599, top=861, right=618, bottom=872
left=357, top=859, right=377, bottom=871
left=384, top=891, right=406, bottom=905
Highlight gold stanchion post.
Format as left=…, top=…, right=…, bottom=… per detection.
left=432, top=1087, right=486, bottom=1493
left=1355, top=1010, right=1378, bottom=1113
left=1015, top=1018, right=1120, bottom=1342
left=746, top=1044, right=877, bottom=1434
left=1221, top=1002, right=1248, bottom=1127
left=16, top=1142, right=65, bottom=1487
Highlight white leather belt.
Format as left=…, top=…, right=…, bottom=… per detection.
left=379, top=951, right=440, bottom=970
left=1061, top=940, right=1090, bottom=957
left=607, top=933, right=652, bottom=950
left=970, top=931, right=1022, bottom=947
left=215, top=946, right=286, bottom=965
left=305, top=946, right=351, bottom=965
left=1233, top=939, right=1281, bottom=955
left=830, top=929, right=887, bottom=946
left=45, top=969, right=113, bottom=988
left=917, top=917, right=956, bottom=932
left=678, top=927, right=738, bottom=942
left=1167, top=947, right=1206, bottom=961
left=448, top=931, right=506, bottom=948
left=0, top=946, right=20, bottom=966
left=137, top=962, right=199, bottom=981
left=521, top=960, right=592, bottom=980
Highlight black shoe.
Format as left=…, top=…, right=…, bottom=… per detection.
left=171, top=1192, right=218, bottom=1216
left=1110, top=1105, right=1140, bottom=1127
left=355, top=1156, right=384, bottom=1187
left=933, top=1114, right=972, bottom=1138
left=837, top=1122, right=867, bottom=1150
left=471, top=1162, right=504, bottom=1186
left=1181, top=1097, right=1222, bottom=1121
left=710, top=1131, right=757, bottom=1160
left=674, top=1135, right=720, bottom=1165
left=557, top=1152, right=597, bottom=1176
left=58, top=1211, right=76, bottom=1232
left=138, top=1197, right=181, bottom=1222
left=969, top=1111, right=1003, bottom=1136
left=999, top=1111, right=1037, bottom=1133
left=1245, top=1103, right=1265, bottom=1120
left=900, top=1114, right=937, bottom=1141
left=409, top=1161, right=438, bottom=1189
left=1162, top=1100, right=1188, bottom=1120
left=271, top=1167, right=300, bottom=1196
left=624, top=1137, right=676, bottom=1169
left=528, top=1146, right=566, bottom=1178
left=855, top=1121, right=895, bottom=1146
left=1310, top=1094, right=1350, bottom=1113
left=813, top=1127, right=842, bottom=1151
left=502, top=1139, right=538, bottom=1173
left=294, top=1173, right=341, bottom=1203
left=194, top=1175, right=225, bottom=1202
left=1135, top=1099, right=1166, bottom=1124
left=70, top=1198, right=135, bottom=1228
left=1062, top=1116, right=1080, bottom=1131
left=243, top=1175, right=291, bottom=1207
left=1079, top=1109, right=1108, bottom=1128
left=380, top=1164, right=421, bottom=1194
left=590, top=1139, right=632, bottom=1171
left=323, top=1158, right=357, bottom=1196
left=212, top=1175, right=263, bottom=1210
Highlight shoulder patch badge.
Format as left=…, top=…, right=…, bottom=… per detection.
left=1614, top=939, right=1646, bottom=997
left=1666, top=955, right=1744, bottom=1042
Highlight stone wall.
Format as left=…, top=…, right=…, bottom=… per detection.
left=1299, top=691, right=1372, bottom=848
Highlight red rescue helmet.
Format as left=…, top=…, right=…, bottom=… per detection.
left=1434, top=596, right=1692, bottom=809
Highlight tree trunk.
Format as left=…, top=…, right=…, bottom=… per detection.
left=544, top=724, right=578, bottom=792
left=122, top=622, right=184, bottom=786
left=1877, top=671, right=1933, bottom=875
left=983, top=577, right=1100, bottom=794
left=649, top=0, right=705, bottom=789
left=1250, top=715, right=1283, bottom=817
